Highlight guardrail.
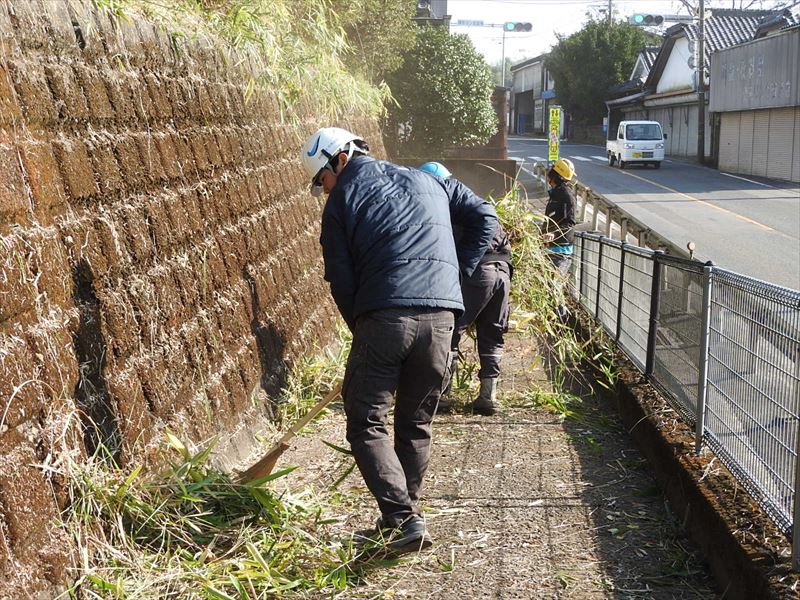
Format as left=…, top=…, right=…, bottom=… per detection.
left=572, top=232, right=800, bottom=569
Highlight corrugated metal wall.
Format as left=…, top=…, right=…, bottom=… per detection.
left=768, top=109, right=795, bottom=180
left=719, top=112, right=739, bottom=169
left=794, top=109, right=800, bottom=183
left=648, top=105, right=709, bottom=158
left=718, top=107, right=800, bottom=183
left=752, top=111, right=770, bottom=177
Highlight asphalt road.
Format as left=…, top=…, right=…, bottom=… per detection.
left=509, top=136, right=800, bottom=291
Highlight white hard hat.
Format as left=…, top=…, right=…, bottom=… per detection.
left=300, top=127, right=365, bottom=195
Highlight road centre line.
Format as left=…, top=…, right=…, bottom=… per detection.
left=618, top=170, right=774, bottom=232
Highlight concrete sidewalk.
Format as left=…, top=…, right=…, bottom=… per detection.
left=276, top=330, right=720, bottom=598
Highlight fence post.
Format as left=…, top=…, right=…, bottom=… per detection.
left=620, top=218, right=628, bottom=243
left=605, top=208, right=613, bottom=237
left=595, top=238, right=605, bottom=319
left=579, top=234, right=587, bottom=300
left=615, top=242, right=627, bottom=342
left=794, top=345, right=800, bottom=571
left=694, top=262, right=714, bottom=454
left=592, top=194, right=601, bottom=231
left=645, top=250, right=664, bottom=377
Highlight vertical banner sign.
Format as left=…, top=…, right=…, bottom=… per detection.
left=548, top=106, right=561, bottom=163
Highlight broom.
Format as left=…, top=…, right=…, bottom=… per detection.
left=238, top=381, right=343, bottom=483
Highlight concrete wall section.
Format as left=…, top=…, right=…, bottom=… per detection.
left=0, top=1, right=384, bottom=596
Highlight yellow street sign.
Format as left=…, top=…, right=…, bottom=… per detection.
left=548, top=106, right=561, bottom=162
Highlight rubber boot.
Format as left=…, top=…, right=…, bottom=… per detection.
left=472, top=377, right=498, bottom=416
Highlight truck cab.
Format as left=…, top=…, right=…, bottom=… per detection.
left=606, top=121, right=666, bottom=169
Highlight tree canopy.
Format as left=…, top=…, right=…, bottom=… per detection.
left=545, top=20, right=649, bottom=124
left=385, top=26, right=497, bottom=156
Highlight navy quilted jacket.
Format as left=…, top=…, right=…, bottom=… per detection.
left=320, top=156, right=498, bottom=330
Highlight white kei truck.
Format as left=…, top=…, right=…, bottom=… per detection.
left=606, top=120, right=666, bottom=169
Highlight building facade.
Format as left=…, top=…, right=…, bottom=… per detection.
left=606, top=9, right=797, bottom=163
left=509, top=55, right=559, bottom=135
left=711, top=27, right=799, bottom=182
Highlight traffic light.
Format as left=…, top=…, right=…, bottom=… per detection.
left=504, top=22, right=532, bottom=32
left=629, top=14, right=664, bottom=26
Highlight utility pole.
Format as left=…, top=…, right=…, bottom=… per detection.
left=697, top=0, right=706, bottom=164
left=502, top=27, right=507, bottom=87
left=608, top=0, right=612, bottom=24
left=452, top=21, right=530, bottom=87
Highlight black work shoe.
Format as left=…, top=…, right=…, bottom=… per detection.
left=384, top=516, right=432, bottom=556
left=358, top=516, right=432, bottom=558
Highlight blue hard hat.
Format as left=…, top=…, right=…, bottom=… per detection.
left=419, top=161, right=452, bottom=178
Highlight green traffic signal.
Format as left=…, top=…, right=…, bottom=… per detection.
left=504, top=22, right=516, bottom=31
left=630, top=13, right=664, bottom=25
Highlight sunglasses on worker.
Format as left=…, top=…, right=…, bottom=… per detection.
left=311, top=153, right=341, bottom=188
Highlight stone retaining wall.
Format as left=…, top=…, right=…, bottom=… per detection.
left=0, top=1, right=383, bottom=596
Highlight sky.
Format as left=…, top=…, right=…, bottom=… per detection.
left=445, top=0, right=793, bottom=65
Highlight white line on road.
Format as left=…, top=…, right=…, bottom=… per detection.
left=569, top=156, right=592, bottom=162
left=720, top=172, right=778, bottom=189
left=590, top=156, right=607, bottom=161
left=527, top=156, right=545, bottom=162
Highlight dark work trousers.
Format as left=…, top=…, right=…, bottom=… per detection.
left=547, top=252, right=572, bottom=276
left=452, top=261, right=511, bottom=380
left=547, top=253, right=572, bottom=317
left=343, top=307, right=454, bottom=527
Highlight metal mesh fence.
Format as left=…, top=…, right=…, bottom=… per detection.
left=617, top=248, right=653, bottom=371
left=597, top=243, right=621, bottom=337
left=651, top=258, right=707, bottom=424
left=579, top=237, right=600, bottom=317
left=573, top=232, right=800, bottom=555
left=703, top=269, right=800, bottom=532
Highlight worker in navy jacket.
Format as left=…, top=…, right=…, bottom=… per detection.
left=300, top=127, right=497, bottom=555
left=419, top=161, right=512, bottom=417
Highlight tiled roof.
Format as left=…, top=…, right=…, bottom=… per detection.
left=641, top=46, right=659, bottom=70
left=608, top=78, right=644, bottom=96
left=606, top=47, right=658, bottom=98
left=754, top=10, right=799, bottom=38
left=672, top=9, right=797, bottom=62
